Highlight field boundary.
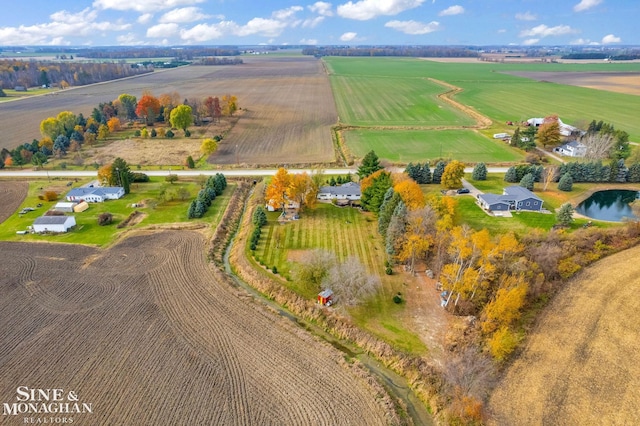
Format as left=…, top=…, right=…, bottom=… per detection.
left=428, top=78, right=493, bottom=129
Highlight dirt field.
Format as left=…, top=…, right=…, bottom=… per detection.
left=0, top=231, right=390, bottom=425
left=0, top=181, right=27, bottom=224
left=488, top=244, right=640, bottom=425
left=0, top=56, right=337, bottom=166
left=505, top=71, right=640, bottom=96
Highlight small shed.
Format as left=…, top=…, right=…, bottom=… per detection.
left=54, top=202, right=77, bottom=213
left=32, top=215, right=76, bottom=233
left=73, top=201, right=89, bottom=212
left=317, top=289, right=334, bottom=306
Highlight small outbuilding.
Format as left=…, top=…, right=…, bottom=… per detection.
left=32, top=215, right=76, bottom=233
left=73, top=201, right=89, bottom=212
left=317, top=289, right=334, bottom=306
left=53, top=202, right=77, bottom=213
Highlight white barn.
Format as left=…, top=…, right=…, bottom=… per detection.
left=32, top=216, right=76, bottom=233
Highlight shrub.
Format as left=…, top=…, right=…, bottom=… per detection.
left=488, top=326, right=520, bottom=362
left=43, top=191, right=58, bottom=201
left=393, top=293, right=402, bottom=304
left=98, top=212, right=113, bottom=226
left=271, top=266, right=278, bottom=274
left=186, top=155, right=195, bottom=169
left=134, top=130, right=141, bottom=137
left=184, top=129, right=191, bottom=137
left=558, top=173, right=573, bottom=192
left=166, top=130, right=174, bottom=139
left=385, top=267, right=393, bottom=275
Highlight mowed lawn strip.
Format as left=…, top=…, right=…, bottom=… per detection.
left=344, top=129, right=522, bottom=163
left=253, top=203, right=427, bottom=354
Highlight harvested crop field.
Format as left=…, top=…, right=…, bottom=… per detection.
left=0, top=231, right=390, bottom=425
left=504, top=71, right=640, bottom=96
left=0, top=181, right=27, bottom=224
left=0, top=56, right=337, bottom=165
left=488, top=244, right=640, bottom=425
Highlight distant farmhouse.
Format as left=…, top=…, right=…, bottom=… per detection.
left=32, top=215, right=76, bottom=233
left=317, top=182, right=361, bottom=202
left=527, top=117, right=579, bottom=137
left=478, top=186, right=543, bottom=213
left=553, top=140, right=587, bottom=158
left=66, top=187, right=124, bottom=203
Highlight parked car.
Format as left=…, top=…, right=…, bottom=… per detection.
left=457, top=188, right=470, bottom=194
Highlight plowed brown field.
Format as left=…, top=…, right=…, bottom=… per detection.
left=0, top=181, right=27, bottom=224
left=488, top=244, right=640, bottom=425
left=0, top=231, right=389, bottom=425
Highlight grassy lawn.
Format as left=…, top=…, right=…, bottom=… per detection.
left=2, top=177, right=233, bottom=246
left=344, top=129, right=522, bottom=163
left=251, top=203, right=427, bottom=355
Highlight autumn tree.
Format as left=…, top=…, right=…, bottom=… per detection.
left=265, top=167, right=292, bottom=212
left=56, top=111, right=77, bottom=137
left=357, top=150, right=383, bottom=179
left=441, top=160, right=465, bottom=189
left=221, top=94, right=238, bottom=116
left=201, top=138, right=218, bottom=156
left=98, top=124, right=109, bottom=140
left=293, top=249, right=336, bottom=289
left=117, top=93, right=137, bottom=121
left=288, top=173, right=313, bottom=211
left=481, top=274, right=528, bottom=335
left=40, top=117, right=60, bottom=140
left=136, top=92, right=161, bottom=125
left=537, top=115, right=561, bottom=148
left=169, top=104, right=193, bottom=134
left=394, top=179, right=425, bottom=211
left=106, top=117, right=121, bottom=133
left=159, top=91, right=180, bottom=122
left=396, top=206, right=438, bottom=274
left=542, top=166, right=558, bottom=191
left=98, top=164, right=113, bottom=185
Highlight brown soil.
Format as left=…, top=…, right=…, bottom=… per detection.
left=504, top=71, right=640, bottom=96
left=0, top=181, right=27, bottom=224
left=0, top=231, right=390, bottom=425
left=429, top=78, right=493, bottom=128
left=488, top=244, right=640, bottom=425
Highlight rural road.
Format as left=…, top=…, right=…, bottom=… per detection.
left=0, top=167, right=511, bottom=179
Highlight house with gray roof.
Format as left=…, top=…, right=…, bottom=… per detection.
left=32, top=215, right=76, bottom=233
left=317, top=182, right=361, bottom=201
left=553, top=140, right=587, bottom=158
left=478, top=186, right=543, bottom=213
left=66, top=187, right=124, bottom=203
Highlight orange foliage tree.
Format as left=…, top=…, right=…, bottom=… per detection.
left=265, top=167, right=292, bottom=211
left=107, top=117, right=121, bottom=133
left=136, top=92, right=161, bottom=125
left=98, top=164, right=113, bottom=185
left=394, top=179, right=425, bottom=210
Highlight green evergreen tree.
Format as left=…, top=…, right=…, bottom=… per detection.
left=358, top=150, right=383, bottom=179
left=361, top=171, right=392, bottom=213
left=628, top=163, right=640, bottom=183
left=558, top=173, right=573, bottom=191
left=378, top=190, right=401, bottom=237
left=556, top=203, right=575, bottom=227
left=385, top=201, right=407, bottom=256
left=112, top=157, right=133, bottom=194
left=418, top=162, right=432, bottom=184
left=519, top=173, right=535, bottom=191
left=472, top=162, right=487, bottom=181
left=252, top=206, right=268, bottom=227
left=432, top=161, right=446, bottom=184
left=186, top=155, right=195, bottom=169
left=504, top=166, right=518, bottom=183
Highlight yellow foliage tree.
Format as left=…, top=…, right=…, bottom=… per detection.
left=40, top=117, right=59, bottom=139
left=98, top=124, right=109, bottom=140
left=487, top=326, right=520, bottom=362
left=200, top=138, right=218, bottom=156
left=107, top=117, right=121, bottom=133
left=481, top=275, right=528, bottom=334
left=441, top=160, right=466, bottom=189
left=97, top=164, right=113, bottom=185
left=38, top=137, right=53, bottom=151
left=288, top=173, right=312, bottom=211
left=394, top=179, right=425, bottom=210
left=265, top=167, right=292, bottom=211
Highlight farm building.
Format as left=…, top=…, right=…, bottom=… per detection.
left=317, top=289, right=334, bottom=306
left=527, top=117, right=580, bottom=137
left=73, top=201, right=89, bottom=212
left=53, top=202, right=77, bottom=213
left=553, top=140, right=587, bottom=157
left=32, top=215, right=76, bottom=233
left=478, top=186, right=543, bottom=213
left=266, top=197, right=300, bottom=212
left=66, top=187, right=124, bottom=203
left=317, top=182, right=361, bottom=201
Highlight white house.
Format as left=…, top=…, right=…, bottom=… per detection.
left=553, top=140, right=587, bottom=157
left=317, top=182, right=361, bottom=201
left=527, top=117, right=579, bottom=137
left=32, top=215, right=76, bottom=233
left=66, top=187, right=124, bottom=203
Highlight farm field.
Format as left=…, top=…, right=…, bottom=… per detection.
left=252, top=203, right=427, bottom=354
left=344, top=129, right=521, bottom=163
left=324, top=57, right=640, bottom=144
left=0, top=181, right=28, bottom=224
left=0, top=56, right=337, bottom=165
left=0, top=231, right=390, bottom=425
left=488, top=243, right=640, bottom=425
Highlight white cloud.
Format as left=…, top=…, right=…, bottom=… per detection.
left=0, top=8, right=130, bottom=45
left=93, top=0, right=204, bottom=13
left=302, top=16, right=325, bottom=28
left=337, top=0, right=424, bottom=20
left=273, top=6, right=304, bottom=20
left=309, top=2, right=333, bottom=16
left=385, top=20, right=440, bottom=34
left=602, top=34, right=621, bottom=44
left=519, top=24, right=576, bottom=38
left=497, top=29, right=507, bottom=33
left=515, top=11, right=537, bottom=21
left=300, top=38, right=318, bottom=45
left=236, top=17, right=288, bottom=37
left=340, top=31, right=357, bottom=41
left=438, top=5, right=464, bottom=16
left=147, top=23, right=180, bottom=38
left=137, top=13, right=153, bottom=24
left=180, top=22, right=231, bottom=42
left=522, top=38, right=539, bottom=45
left=116, top=33, right=145, bottom=45
left=159, top=7, right=211, bottom=24
left=573, top=0, right=602, bottom=12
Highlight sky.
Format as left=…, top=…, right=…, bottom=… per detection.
left=0, top=0, right=636, bottom=47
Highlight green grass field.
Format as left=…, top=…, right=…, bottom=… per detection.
left=2, top=177, right=233, bottom=246
left=344, top=129, right=522, bottom=163
left=251, top=203, right=427, bottom=354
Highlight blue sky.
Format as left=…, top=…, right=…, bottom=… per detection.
left=0, top=0, right=635, bottom=47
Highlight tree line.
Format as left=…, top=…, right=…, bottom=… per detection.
left=303, top=46, right=479, bottom=57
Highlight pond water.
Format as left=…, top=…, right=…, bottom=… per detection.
left=575, top=190, right=639, bottom=222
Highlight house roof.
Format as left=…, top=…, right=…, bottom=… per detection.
left=318, top=289, right=334, bottom=298
left=34, top=216, right=73, bottom=225
left=319, top=182, right=361, bottom=196
left=67, top=187, right=123, bottom=197
left=478, top=193, right=509, bottom=206
left=503, top=186, right=543, bottom=202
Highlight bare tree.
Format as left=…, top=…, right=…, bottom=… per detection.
left=322, top=257, right=381, bottom=306
left=292, top=249, right=336, bottom=288
left=542, top=165, right=558, bottom=191
left=582, top=132, right=615, bottom=160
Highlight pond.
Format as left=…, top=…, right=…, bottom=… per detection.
left=575, top=190, right=639, bottom=222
